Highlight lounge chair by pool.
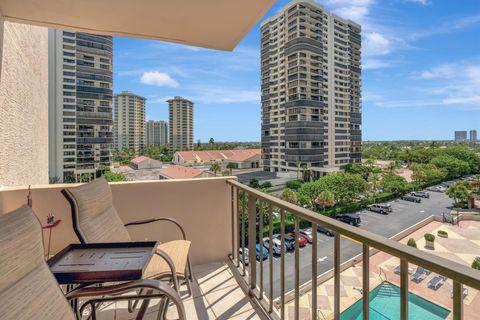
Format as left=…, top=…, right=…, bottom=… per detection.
left=428, top=275, right=445, bottom=290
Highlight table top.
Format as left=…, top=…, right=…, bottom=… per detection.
left=48, top=242, right=158, bottom=284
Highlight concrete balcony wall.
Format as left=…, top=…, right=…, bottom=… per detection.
left=0, top=177, right=234, bottom=265
left=0, top=19, right=48, bottom=186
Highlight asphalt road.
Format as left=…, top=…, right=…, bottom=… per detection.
left=248, top=190, right=454, bottom=298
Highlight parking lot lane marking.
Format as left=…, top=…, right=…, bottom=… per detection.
left=318, top=256, right=327, bottom=262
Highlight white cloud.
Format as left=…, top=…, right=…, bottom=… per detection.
left=140, top=71, right=179, bottom=88
left=363, top=32, right=391, bottom=56
left=363, top=59, right=392, bottom=70
left=191, top=86, right=260, bottom=104
left=404, top=0, right=432, bottom=6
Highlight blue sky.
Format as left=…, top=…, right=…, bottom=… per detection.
left=113, top=0, right=480, bottom=142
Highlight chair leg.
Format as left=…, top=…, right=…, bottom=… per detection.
left=135, top=290, right=153, bottom=320
left=185, top=258, right=194, bottom=298
left=128, top=288, right=144, bottom=313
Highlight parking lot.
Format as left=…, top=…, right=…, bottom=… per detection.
left=250, top=189, right=454, bottom=298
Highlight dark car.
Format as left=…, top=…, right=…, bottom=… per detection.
left=336, top=213, right=361, bottom=227
left=411, top=191, right=430, bottom=198
left=401, top=195, right=421, bottom=203
left=317, top=225, right=334, bottom=236
left=274, top=234, right=295, bottom=250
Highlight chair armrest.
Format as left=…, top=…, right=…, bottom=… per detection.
left=155, top=248, right=180, bottom=291
left=66, top=279, right=185, bottom=319
left=124, top=217, right=187, bottom=240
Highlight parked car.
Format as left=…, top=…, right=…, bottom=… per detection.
left=317, top=225, right=334, bottom=236
left=263, top=237, right=283, bottom=255
left=273, top=234, right=295, bottom=250
left=256, top=244, right=269, bottom=260
left=366, top=203, right=392, bottom=214
left=298, top=228, right=313, bottom=243
left=238, top=248, right=249, bottom=265
left=411, top=191, right=430, bottom=198
left=336, top=213, right=361, bottom=227
left=401, top=195, right=421, bottom=203
left=287, top=232, right=308, bottom=247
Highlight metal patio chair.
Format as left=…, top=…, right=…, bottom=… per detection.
left=0, top=204, right=185, bottom=320
left=62, top=177, right=193, bottom=313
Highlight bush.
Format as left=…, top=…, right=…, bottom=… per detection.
left=424, top=233, right=435, bottom=242
left=286, top=179, right=304, bottom=191
left=261, top=181, right=272, bottom=189
left=472, top=257, right=480, bottom=270
left=437, top=230, right=448, bottom=238
left=407, top=238, right=417, bottom=248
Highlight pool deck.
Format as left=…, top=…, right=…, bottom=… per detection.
left=286, top=220, right=480, bottom=320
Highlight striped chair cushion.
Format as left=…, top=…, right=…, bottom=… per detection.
left=64, top=177, right=131, bottom=243
left=0, top=205, right=75, bottom=320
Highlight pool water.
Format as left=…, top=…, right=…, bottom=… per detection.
left=340, top=282, right=450, bottom=320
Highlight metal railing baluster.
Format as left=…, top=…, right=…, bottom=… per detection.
left=400, top=259, right=408, bottom=320
left=334, top=233, right=340, bottom=320
left=248, top=193, right=257, bottom=291
left=453, top=281, right=463, bottom=320
left=294, top=217, right=300, bottom=320
left=268, top=203, right=274, bottom=313
left=312, top=222, right=317, bottom=320
left=259, top=200, right=264, bottom=300
left=241, top=190, right=246, bottom=275
left=280, top=209, right=286, bottom=319
left=362, top=244, right=369, bottom=320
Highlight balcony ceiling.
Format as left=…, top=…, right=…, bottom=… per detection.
left=0, top=0, right=276, bottom=51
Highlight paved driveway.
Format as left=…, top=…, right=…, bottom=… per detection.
left=250, top=190, right=454, bottom=298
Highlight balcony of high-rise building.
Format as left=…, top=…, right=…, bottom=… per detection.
left=1, top=0, right=479, bottom=320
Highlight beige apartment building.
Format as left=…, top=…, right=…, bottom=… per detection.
left=49, top=30, right=113, bottom=183
left=114, top=91, right=146, bottom=154
left=260, top=0, right=362, bottom=177
left=146, top=120, right=168, bottom=147
left=168, top=96, right=194, bottom=152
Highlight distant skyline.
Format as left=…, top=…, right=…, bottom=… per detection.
left=113, top=0, right=480, bottom=142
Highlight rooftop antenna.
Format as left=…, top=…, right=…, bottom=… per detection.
left=27, top=185, right=32, bottom=207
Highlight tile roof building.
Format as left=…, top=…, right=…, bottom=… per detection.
left=173, top=149, right=261, bottom=169
left=158, top=165, right=207, bottom=180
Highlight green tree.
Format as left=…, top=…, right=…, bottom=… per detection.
left=210, top=162, right=221, bottom=176
left=103, top=171, right=128, bottom=182
left=281, top=188, right=297, bottom=204
left=221, top=169, right=230, bottom=176
left=430, top=155, right=470, bottom=178
left=472, top=257, right=480, bottom=270
left=248, top=179, right=260, bottom=189
left=315, top=190, right=335, bottom=213
left=447, top=181, right=470, bottom=208
left=380, top=173, right=410, bottom=195
left=226, top=162, right=237, bottom=174
left=407, top=238, right=417, bottom=248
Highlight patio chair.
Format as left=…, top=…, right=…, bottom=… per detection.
left=411, top=267, right=427, bottom=283
left=62, top=178, right=193, bottom=306
left=0, top=205, right=185, bottom=320
left=428, top=275, right=445, bottom=290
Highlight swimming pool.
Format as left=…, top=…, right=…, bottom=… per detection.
left=340, top=282, right=450, bottom=320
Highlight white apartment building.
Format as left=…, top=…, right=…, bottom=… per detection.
left=146, top=120, right=168, bottom=147
left=48, top=30, right=113, bottom=183
left=260, top=0, right=362, bottom=177
left=114, top=91, right=146, bottom=154
left=168, top=96, right=194, bottom=152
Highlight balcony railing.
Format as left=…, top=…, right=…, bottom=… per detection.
left=226, top=179, right=480, bottom=320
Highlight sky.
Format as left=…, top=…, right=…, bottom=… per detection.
left=113, top=0, right=480, bottom=142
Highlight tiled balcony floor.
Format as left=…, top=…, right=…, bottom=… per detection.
left=93, top=261, right=266, bottom=320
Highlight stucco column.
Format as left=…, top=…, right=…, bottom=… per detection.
left=0, top=12, right=4, bottom=81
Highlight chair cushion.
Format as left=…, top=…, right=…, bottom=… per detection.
left=0, top=205, right=74, bottom=320
left=145, top=240, right=191, bottom=279
left=64, top=177, right=131, bottom=243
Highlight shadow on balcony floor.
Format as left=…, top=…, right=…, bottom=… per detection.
left=93, top=261, right=266, bottom=320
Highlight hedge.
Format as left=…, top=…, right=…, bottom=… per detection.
left=286, top=180, right=304, bottom=191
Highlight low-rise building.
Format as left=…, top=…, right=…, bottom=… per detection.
left=173, top=149, right=261, bottom=169
left=130, top=156, right=162, bottom=170
left=158, top=165, right=208, bottom=180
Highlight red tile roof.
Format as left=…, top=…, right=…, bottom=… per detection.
left=159, top=165, right=204, bottom=179
left=131, top=156, right=151, bottom=164
left=176, top=149, right=260, bottom=163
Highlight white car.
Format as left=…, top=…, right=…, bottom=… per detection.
left=238, top=248, right=249, bottom=265
left=263, top=237, right=283, bottom=255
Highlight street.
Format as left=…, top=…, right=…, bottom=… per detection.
left=250, top=190, right=454, bottom=298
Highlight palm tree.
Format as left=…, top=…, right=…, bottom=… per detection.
left=296, top=160, right=301, bottom=180
left=302, top=164, right=312, bottom=182
left=210, top=162, right=221, bottom=176
left=315, top=191, right=335, bottom=213
left=226, top=162, right=236, bottom=175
